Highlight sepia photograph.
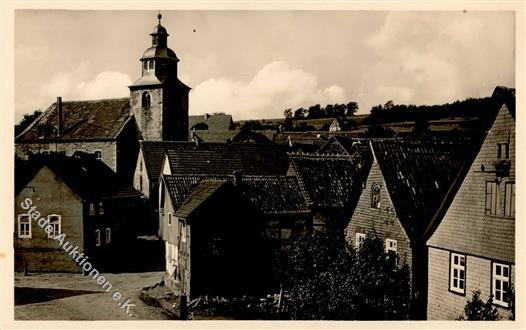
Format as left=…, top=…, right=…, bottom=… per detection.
left=0, top=2, right=523, bottom=328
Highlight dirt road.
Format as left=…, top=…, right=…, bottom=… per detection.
left=15, top=271, right=171, bottom=320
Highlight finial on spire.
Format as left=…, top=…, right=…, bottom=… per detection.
left=157, top=11, right=162, bottom=25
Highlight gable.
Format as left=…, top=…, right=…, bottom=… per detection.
left=427, top=102, right=515, bottom=262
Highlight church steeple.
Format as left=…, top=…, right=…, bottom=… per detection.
left=128, top=13, right=190, bottom=142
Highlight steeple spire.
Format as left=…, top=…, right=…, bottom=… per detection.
left=158, top=12, right=162, bottom=25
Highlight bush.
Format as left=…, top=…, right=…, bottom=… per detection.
left=277, top=231, right=410, bottom=320
left=460, top=290, right=499, bottom=320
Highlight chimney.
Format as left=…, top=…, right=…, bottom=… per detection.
left=233, top=170, right=243, bottom=186
left=57, top=97, right=63, bottom=138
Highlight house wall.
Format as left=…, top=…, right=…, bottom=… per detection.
left=132, top=150, right=150, bottom=198
left=427, top=247, right=515, bottom=320
left=427, top=104, right=515, bottom=319
left=345, top=157, right=412, bottom=267
left=16, top=141, right=118, bottom=172
left=14, top=166, right=84, bottom=272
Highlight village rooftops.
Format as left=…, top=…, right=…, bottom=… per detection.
left=15, top=153, right=141, bottom=200
left=288, top=152, right=371, bottom=209
left=16, top=98, right=132, bottom=142
left=371, top=139, right=470, bottom=240
left=163, top=174, right=311, bottom=219
left=189, top=114, right=234, bottom=131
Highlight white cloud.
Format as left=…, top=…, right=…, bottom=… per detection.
left=189, top=61, right=348, bottom=120
left=361, top=11, right=514, bottom=110
left=40, top=61, right=132, bottom=101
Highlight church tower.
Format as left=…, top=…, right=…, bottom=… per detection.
left=129, top=14, right=190, bottom=141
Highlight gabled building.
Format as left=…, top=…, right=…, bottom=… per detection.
left=14, top=154, right=142, bottom=272
left=426, top=87, right=515, bottom=320
left=345, top=139, right=470, bottom=318
left=158, top=172, right=311, bottom=296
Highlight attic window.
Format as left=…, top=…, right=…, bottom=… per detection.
left=371, top=183, right=381, bottom=209
left=142, top=92, right=151, bottom=109
left=497, top=143, right=510, bottom=159
left=94, top=150, right=102, bottom=160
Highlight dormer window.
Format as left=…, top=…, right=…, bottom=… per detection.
left=142, top=92, right=151, bottom=109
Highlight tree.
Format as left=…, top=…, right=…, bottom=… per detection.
left=283, top=108, right=294, bottom=131
left=346, top=102, right=359, bottom=116
left=15, top=110, right=42, bottom=136
left=278, top=232, right=410, bottom=320
left=459, top=290, right=499, bottom=320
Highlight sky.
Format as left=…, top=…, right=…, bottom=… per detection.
left=15, top=10, right=515, bottom=121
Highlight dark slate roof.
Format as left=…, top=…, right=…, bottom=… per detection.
left=316, top=136, right=363, bottom=155
left=16, top=98, right=132, bottom=142
left=165, top=142, right=290, bottom=176
left=372, top=140, right=469, bottom=240
left=140, top=141, right=168, bottom=181
left=240, top=176, right=310, bottom=216
left=174, top=180, right=229, bottom=218
left=289, top=153, right=369, bottom=209
left=163, top=174, right=229, bottom=211
left=15, top=154, right=141, bottom=199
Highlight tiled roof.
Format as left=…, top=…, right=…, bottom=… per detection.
left=316, top=136, right=367, bottom=156
left=15, top=154, right=141, bottom=199
left=140, top=141, right=168, bottom=182
left=174, top=180, right=229, bottom=219
left=16, top=98, right=132, bottom=142
left=163, top=174, right=229, bottom=211
left=191, top=130, right=240, bottom=143
left=289, top=153, right=369, bottom=209
left=189, top=114, right=233, bottom=131
left=165, top=142, right=290, bottom=176
left=372, top=140, right=469, bottom=240
left=240, top=176, right=310, bottom=216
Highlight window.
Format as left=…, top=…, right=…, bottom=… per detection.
left=371, top=183, right=381, bottom=209
left=485, top=182, right=500, bottom=216
left=505, top=182, right=515, bottom=217
left=47, top=215, right=61, bottom=238
left=180, top=221, right=187, bottom=243
left=105, top=228, right=111, bottom=244
left=95, top=229, right=101, bottom=247
left=18, top=214, right=31, bottom=238
left=148, top=60, right=155, bottom=70
left=497, top=143, right=510, bottom=159
left=492, top=262, right=511, bottom=307
left=139, top=174, right=143, bottom=192
left=449, top=253, right=466, bottom=294
left=97, top=202, right=104, bottom=215
left=385, top=239, right=397, bottom=253
left=142, top=92, right=151, bottom=108
left=143, top=61, right=148, bottom=70
left=94, top=150, right=102, bottom=160
left=355, top=233, right=365, bottom=249
left=168, top=213, right=172, bottom=226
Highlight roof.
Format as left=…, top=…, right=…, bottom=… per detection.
left=140, top=141, right=168, bottom=181
left=240, top=176, right=310, bottom=216
left=16, top=98, right=132, bottom=142
left=165, top=142, right=290, bottom=176
left=189, top=114, right=234, bottom=131
left=191, top=130, right=240, bottom=143
left=15, top=154, right=141, bottom=200
left=289, top=153, right=370, bottom=209
left=372, top=139, right=469, bottom=240
left=316, top=136, right=361, bottom=155
left=163, top=174, right=229, bottom=211
left=492, top=86, right=515, bottom=119
left=174, top=180, right=229, bottom=219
